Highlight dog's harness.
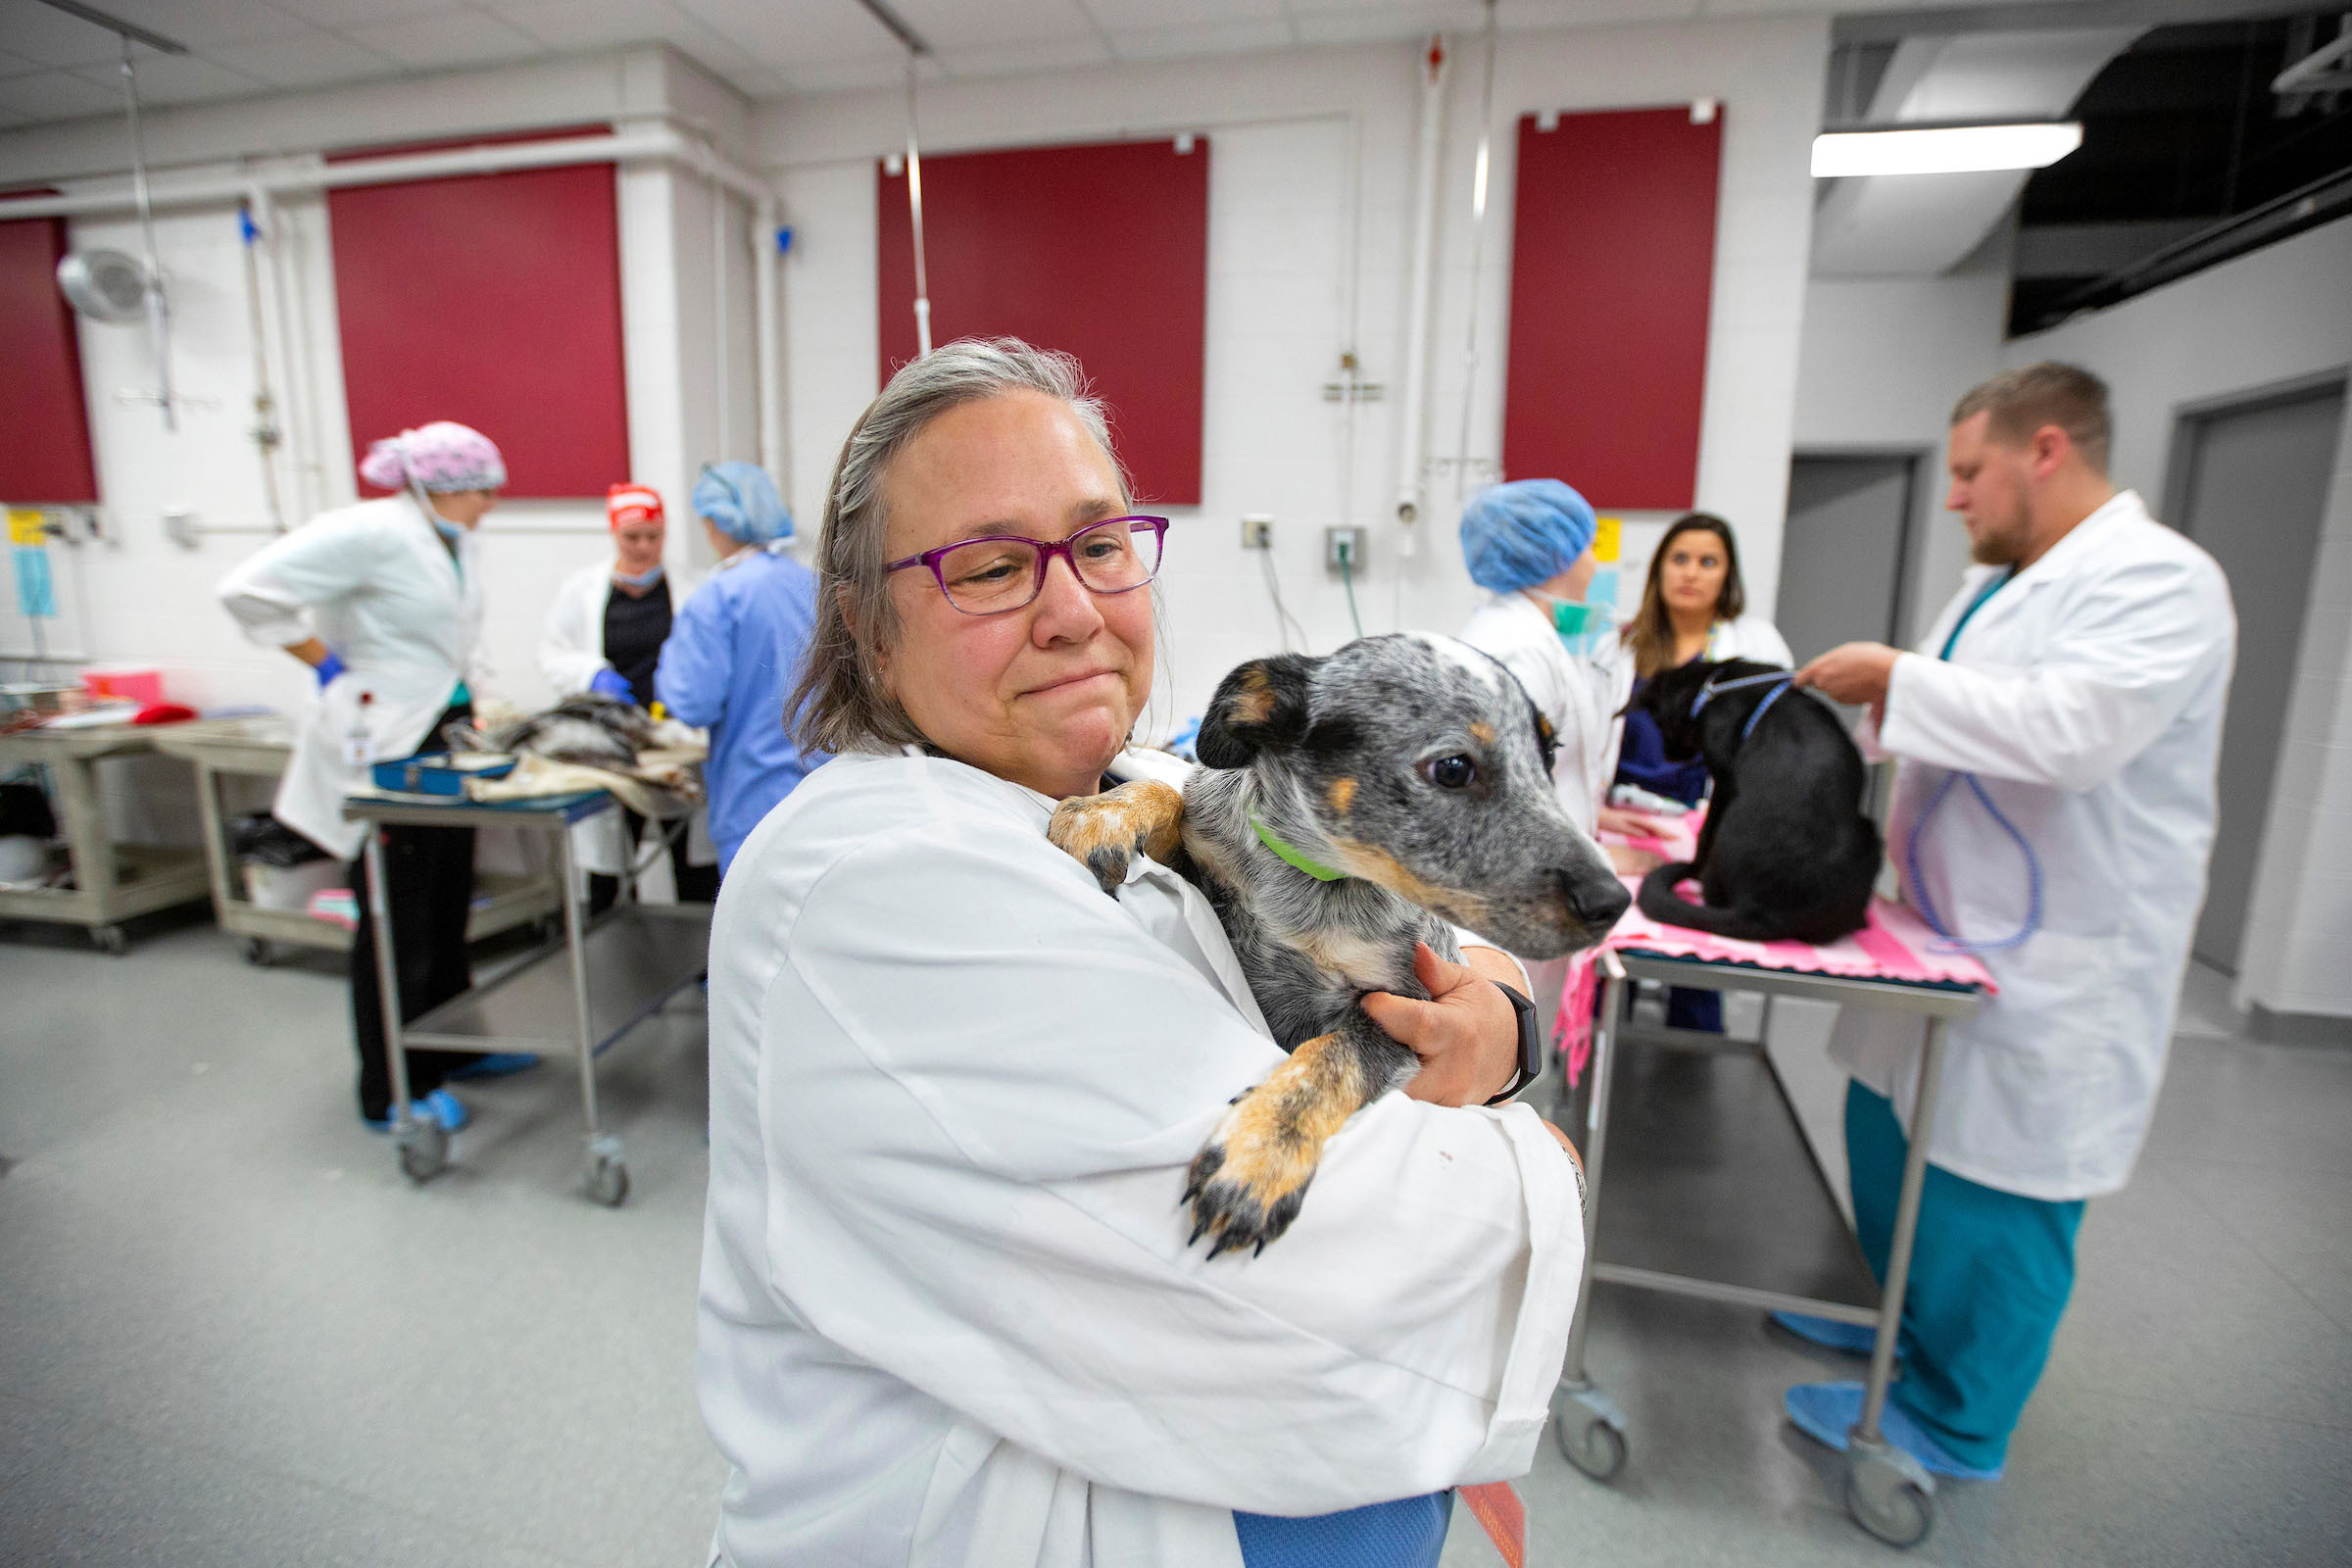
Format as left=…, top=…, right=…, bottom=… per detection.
left=1690, top=667, right=1794, bottom=742
left=1250, top=813, right=1349, bottom=881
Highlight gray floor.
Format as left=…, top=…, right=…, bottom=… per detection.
left=3, top=918, right=2347, bottom=1567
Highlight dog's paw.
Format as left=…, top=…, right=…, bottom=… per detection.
left=1047, top=780, right=1184, bottom=895
left=1181, top=1032, right=1368, bottom=1257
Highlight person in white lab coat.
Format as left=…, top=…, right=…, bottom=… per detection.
left=1787, top=363, right=2234, bottom=1480
left=538, top=482, right=716, bottom=909
left=698, top=339, right=1585, bottom=1568
left=218, top=421, right=509, bottom=1132
left=1455, top=477, right=1630, bottom=1035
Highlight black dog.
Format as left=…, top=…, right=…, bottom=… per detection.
left=1048, top=634, right=1629, bottom=1255
left=1627, top=658, right=1880, bottom=944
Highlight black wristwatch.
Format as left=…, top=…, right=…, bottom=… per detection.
left=1486, top=982, right=1544, bottom=1104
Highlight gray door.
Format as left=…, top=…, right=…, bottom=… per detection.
left=2167, top=379, right=2347, bottom=973
left=1777, top=455, right=1920, bottom=665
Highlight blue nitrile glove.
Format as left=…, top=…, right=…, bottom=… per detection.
left=314, top=651, right=345, bottom=688
left=589, top=668, right=634, bottom=703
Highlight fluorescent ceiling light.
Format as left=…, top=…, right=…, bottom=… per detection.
left=1812, top=122, right=2083, bottom=178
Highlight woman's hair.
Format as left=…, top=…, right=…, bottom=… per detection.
left=788, top=337, right=1126, bottom=756
left=1622, top=512, right=1746, bottom=680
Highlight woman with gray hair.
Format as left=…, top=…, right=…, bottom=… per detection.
left=696, top=339, right=1586, bottom=1568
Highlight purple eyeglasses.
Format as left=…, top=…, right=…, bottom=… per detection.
left=885, top=514, right=1169, bottom=616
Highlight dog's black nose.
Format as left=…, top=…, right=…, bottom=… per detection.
left=1562, top=871, right=1632, bottom=931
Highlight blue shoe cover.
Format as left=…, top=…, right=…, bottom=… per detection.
left=1784, top=1381, right=2004, bottom=1481
left=1771, top=1309, right=1886, bottom=1356
left=446, top=1052, right=540, bottom=1081
left=416, top=1087, right=470, bottom=1132
left=362, top=1088, right=470, bottom=1135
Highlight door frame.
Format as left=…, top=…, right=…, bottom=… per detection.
left=1783, top=444, right=1935, bottom=651
left=2158, top=367, right=2350, bottom=979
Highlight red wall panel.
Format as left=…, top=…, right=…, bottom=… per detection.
left=329, top=134, right=627, bottom=500
left=1502, top=107, right=1722, bottom=511
left=878, top=138, right=1209, bottom=507
left=0, top=216, right=99, bottom=504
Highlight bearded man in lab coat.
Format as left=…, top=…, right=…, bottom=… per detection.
left=1786, top=363, right=2235, bottom=1481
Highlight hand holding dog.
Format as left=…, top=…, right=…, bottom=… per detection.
left=1363, top=943, right=1524, bottom=1108
left=1795, top=642, right=1902, bottom=717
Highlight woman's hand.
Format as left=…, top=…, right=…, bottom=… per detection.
left=1362, top=942, right=1522, bottom=1107
left=1595, top=805, right=1666, bottom=838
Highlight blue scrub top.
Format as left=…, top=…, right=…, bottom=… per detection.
left=655, top=547, right=826, bottom=873
left=1614, top=673, right=1711, bottom=807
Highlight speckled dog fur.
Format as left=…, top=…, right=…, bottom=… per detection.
left=1049, top=633, right=1630, bottom=1255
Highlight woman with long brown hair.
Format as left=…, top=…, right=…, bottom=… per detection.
left=1607, top=511, right=1792, bottom=816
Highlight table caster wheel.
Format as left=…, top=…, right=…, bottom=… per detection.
left=1845, top=1437, right=1935, bottom=1547
left=586, top=1153, right=629, bottom=1207
left=240, top=936, right=270, bottom=965
left=1553, top=1383, right=1629, bottom=1481
left=395, top=1118, right=449, bottom=1184
left=92, top=924, right=128, bottom=956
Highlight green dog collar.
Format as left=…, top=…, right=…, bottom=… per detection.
left=1250, top=813, right=1349, bottom=882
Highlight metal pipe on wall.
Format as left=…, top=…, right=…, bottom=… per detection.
left=1395, top=35, right=1448, bottom=541
left=4, top=124, right=786, bottom=511
left=755, top=196, right=787, bottom=497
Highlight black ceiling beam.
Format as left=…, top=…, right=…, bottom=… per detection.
left=1835, top=0, right=2320, bottom=46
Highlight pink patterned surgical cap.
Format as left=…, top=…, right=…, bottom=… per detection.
left=358, top=421, right=507, bottom=493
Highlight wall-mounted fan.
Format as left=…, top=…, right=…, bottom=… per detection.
left=55, top=248, right=153, bottom=324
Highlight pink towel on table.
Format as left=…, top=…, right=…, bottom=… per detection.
left=1554, top=887, right=1995, bottom=1087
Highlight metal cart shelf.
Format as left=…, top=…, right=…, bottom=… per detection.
left=343, top=788, right=710, bottom=1205
left=0, top=722, right=212, bottom=954
left=1556, top=948, right=1983, bottom=1548
left=150, top=716, right=560, bottom=963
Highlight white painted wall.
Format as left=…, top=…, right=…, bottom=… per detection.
left=2006, top=218, right=2352, bottom=1020
left=1789, top=238, right=2010, bottom=637
left=762, top=16, right=1829, bottom=725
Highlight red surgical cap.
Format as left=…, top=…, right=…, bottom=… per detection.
left=607, top=483, right=664, bottom=530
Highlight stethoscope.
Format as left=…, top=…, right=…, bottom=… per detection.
left=1688, top=661, right=2042, bottom=954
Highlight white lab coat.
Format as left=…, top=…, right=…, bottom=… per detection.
left=1457, top=590, right=1628, bottom=836
left=218, top=495, right=483, bottom=861
left=537, top=558, right=712, bottom=877
left=1832, top=490, right=2235, bottom=1200
left=698, top=748, right=1584, bottom=1568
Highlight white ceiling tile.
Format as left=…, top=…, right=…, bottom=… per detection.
left=204, top=28, right=403, bottom=87
left=1087, top=0, right=1284, bottom=26
left=893, top=0, right=1097, bottom=51
left=936, top=32, right=1114, bottom=79
left=773, top=51, right=916, bottom=94
left=0, top=68, right=125, bottom=120
left=674, top=0, right=891, bottom=64
left=1105, top=18, right=1294, bottom=62
left=0, top=0, right=128, bottom=68
left=343, top=8, right=549, bottom=70
left=1286, top=2, right=1482, bottom=47
left=478, top=0, right=670, bottom=50
left=76, top=52, right=266, bottom=107
left=269, top=0, right=477, bottom=24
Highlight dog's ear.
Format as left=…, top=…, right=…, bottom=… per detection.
left=1197, top=655, right=1314, bottom=769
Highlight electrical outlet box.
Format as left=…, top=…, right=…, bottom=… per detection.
left=1240, top=514, right=1273, bottom=550
left=1326, top=525, right=1367, bottom=572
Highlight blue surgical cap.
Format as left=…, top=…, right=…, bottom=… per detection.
left=1457, top=478, right=1597, bottom=593
left=693, top=462, right=793, bottom=545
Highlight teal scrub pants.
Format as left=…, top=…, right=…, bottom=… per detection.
left=1846, top=1082, right=2085, bottom=1472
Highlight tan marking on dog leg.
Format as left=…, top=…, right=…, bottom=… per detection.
left=1188, top=1032, right=1372, bottom=1255
left=1326, top=777, right=1357, bottom=814
left=1047, top=780, right=1185, bottom=892
left=1468, top=721, right=1495, bottom=745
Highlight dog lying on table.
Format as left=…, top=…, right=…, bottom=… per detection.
left=1047, top=633, right=1630, bottom=1257
left=1625, top=658, right=1882, bottom=945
